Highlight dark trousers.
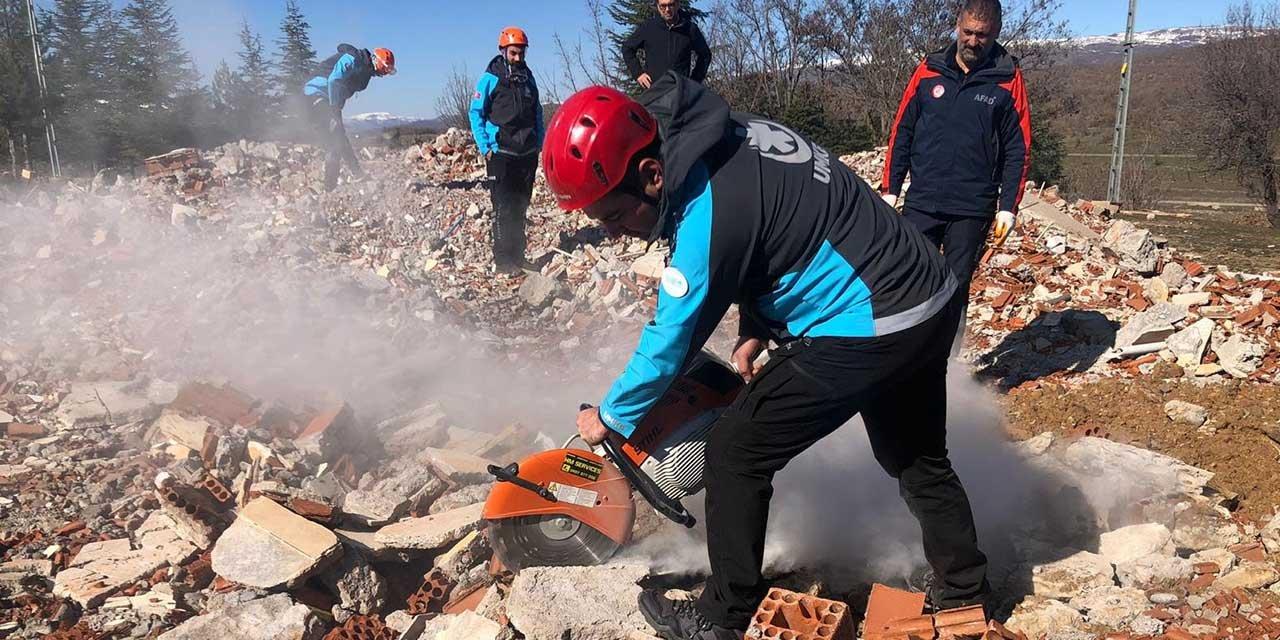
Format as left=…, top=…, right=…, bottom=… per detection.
left=902, top=208, right=992, bottom=351
left=696, top=302, right=989, bottom=629
left=487, top=152, right=538, bottom=267
left=309, top=98, right=360, bottom=190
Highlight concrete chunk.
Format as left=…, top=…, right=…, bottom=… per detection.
left=421, top=448, right=497, bottom=484
left=135, top=511, right=199, bottom=565
left=211, top=497, right=342, bottom=589
left=157, top=593, right=325, bottom=640
left=375, top=502, right=484, bottom=550
left=1164, top=400, right=1209, bottom=427
left=69, top=539, right=133, bottom=568
left=1166, top=318, right=1214, bottom=369
left=54, top=380, right=168, bottom=430
left=54, top=545, right=170, bottom=608
left=1032, top=550, right=1116, bottom=599
left=1099, top=523, right=1175, bottom=565
left=507, top=563, right=654, bottom=640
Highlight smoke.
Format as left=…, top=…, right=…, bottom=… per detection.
left=0, top=177, right=616, bottom=437
left=623, top=370, right=1103, bottom=595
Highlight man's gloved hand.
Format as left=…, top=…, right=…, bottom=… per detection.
left=993, top=210, right=1017, bottom=246
left=881, top=193, right=898, bottom=208
left=576, top=406, right=609, bottom=446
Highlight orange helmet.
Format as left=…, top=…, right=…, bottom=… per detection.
left=372, top=48, right=396, bottom=75
left=498, top=27, right=529, bottom=49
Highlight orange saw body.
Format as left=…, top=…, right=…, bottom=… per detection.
left=482, top=351, right=743, bottom=570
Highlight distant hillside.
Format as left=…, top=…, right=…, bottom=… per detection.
left=345, top=112, right=444, bottom=133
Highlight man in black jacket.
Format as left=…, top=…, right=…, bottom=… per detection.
left=881, top=0, right=1031, bottom=344
left=622, top=0, right=712, bottom=89
left=544, top=75, right=990, bottom=640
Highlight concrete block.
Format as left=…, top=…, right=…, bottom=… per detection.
left=211, top=497, right=342, bottom=589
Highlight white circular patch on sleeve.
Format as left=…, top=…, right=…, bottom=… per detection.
left=661, top=267, right=690, bottom=298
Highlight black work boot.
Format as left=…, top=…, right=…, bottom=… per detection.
left=638, top=589, right=743, bottom=640
left=907, top=567, right=989, bottom=615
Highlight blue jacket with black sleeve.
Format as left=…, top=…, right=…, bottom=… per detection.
left=469, top=55, right=544, bottom=157
left=597, top=74, right=957, bottom=438
left=304, top=44, right=376, bottom=111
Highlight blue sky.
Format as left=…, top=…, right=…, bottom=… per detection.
left=61, top=0, right=1237, bottom=118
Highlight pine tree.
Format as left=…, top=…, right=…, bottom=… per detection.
left=42, top=0, right=114, bottom=165
left=230, top=20, right=272, bottom=138
left=118, top=0, right=200, bottom=156
left=0, top=0, right=42, bottom=171
left=275, top=0, right=316, bottom=97
left=606, top=0, right=705, bottom=89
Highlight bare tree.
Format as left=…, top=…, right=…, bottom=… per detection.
left=434, top=65, right=474, bottom=131
left=705, top=0, right=825, bottom=116
left=552, top=0, right=626, bottom=94
left=810, top=0, right=1069, bottom=141
left=1195, top=1, right=1280, bottom=227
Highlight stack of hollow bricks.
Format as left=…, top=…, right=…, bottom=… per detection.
left=859, top=585, right=1025, bottom=640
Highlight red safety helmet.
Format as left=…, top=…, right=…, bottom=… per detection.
left=499, top=27, right=529, bottom=49
left=372, top=48, right=396, bottom=75
left=542, top=86, right=658, bottom=211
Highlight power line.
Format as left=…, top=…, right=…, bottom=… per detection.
left=1106, top=0, right=1137, bottom=203
left=24, top=0, right=61, bottom=177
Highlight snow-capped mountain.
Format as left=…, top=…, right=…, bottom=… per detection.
left=1066, top=26, right=1234, bottom=62
left=345, top=112, right=441, bottom=132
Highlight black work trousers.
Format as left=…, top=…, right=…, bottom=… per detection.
left=487, top=152, right=538, bottom=268
left=309, top=97, right=361, bottom=191
left=902, top=208, right=992, bottom=351
left=696, top=301, right=989, bottom=629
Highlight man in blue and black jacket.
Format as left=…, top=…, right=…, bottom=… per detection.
left=304, top=44, right=396, bottom=191
left=470, top=27, right=545, bottom=274
left=543, top=74, right=990, bottom=640
left=882, top=0, right=1031, bottom=342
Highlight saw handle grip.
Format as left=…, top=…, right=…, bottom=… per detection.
left=580, top=403, right=697, bottom=529
left=488, top=463, right=558, bottom=503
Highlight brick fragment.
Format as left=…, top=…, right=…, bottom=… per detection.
left=4, top=423, right=46, bottom=439
left=748, top=587, right=854, bottom=640
left=863, top=584, right=926, bottom=639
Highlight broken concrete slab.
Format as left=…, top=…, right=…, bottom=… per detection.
left=1170, top=501, right=1242, bottom=551
left=1058, top=436, right=1213, bottom=499
left=134, top=511, right=199, bottom=565
left=1103, top=219, right=1158, bottom=275
left=1116, top=553, right=1192, bottom=589
left=151, top=412, right=214, bottom=451
left=318, top=547, right=387, bottom=619
left=1019, top=199, right=1102, bottom=243
left=157, top=593, right=326, bottom=640
left=69, top=538, right=133, bottom=568
left=54, top=380, right=169, bottom=430
left=374, top=502, right=484, bottom=550
left=507, top=563, right=654, bottom=640
left=0, top=559, right=54, bottom=591
left=1068, top=586, right=1149, bottom=628
left=1031, top=550, right=1116, bottom=599
left=1099, top=523, right=1175, bottom=564
left=420, top=448, right=497, bottom=485
left=211, top=497, right=342, bottom=589
left=1115, top=303, right=1188, bottom=348
left=434, top=611, right=503, bottom=640
left=53, top=544, right=171, bottom=608
left=1166, top=318, right=1214, bottom=369
left=428, top=484, right=491, bottom=515
left=341, top=465, right=446, bottom=527
left=1215, top=334, right=1265, bottom=379
left=1005, top=596, right=1087, bottom=639
left=1213, top=561, right=1280, bottom=590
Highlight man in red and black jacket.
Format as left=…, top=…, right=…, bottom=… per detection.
left=881, top=0, right=1031, bottom=341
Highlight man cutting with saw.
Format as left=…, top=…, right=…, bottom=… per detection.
left=543, top=74, right=990, bottom=640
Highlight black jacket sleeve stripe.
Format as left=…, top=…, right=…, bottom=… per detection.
left=998, top=68, right=1032, bottom=212
left=882, top=61, right=937, bottom=195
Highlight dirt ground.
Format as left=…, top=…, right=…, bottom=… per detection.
left=1001, top=375, right=1280, bottom=521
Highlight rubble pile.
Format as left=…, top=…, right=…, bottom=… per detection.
left=0, top=140, right=1277, bottom=639
left=839, top=149, right=1280, bottom=390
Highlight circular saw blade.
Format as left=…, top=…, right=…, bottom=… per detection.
left=489, top=514, right=622, bottom=571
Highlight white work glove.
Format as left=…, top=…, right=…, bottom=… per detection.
left=881, top=193, right=898, bottom=208
left=993, top=210, right=1016, bottom=246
